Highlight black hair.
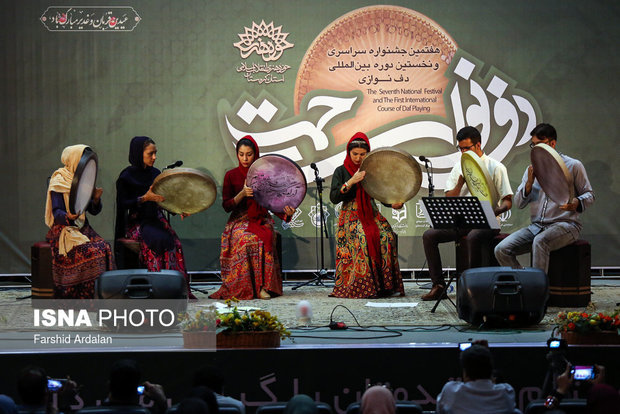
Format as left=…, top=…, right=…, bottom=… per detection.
left=348, top=139, right=370, bottom=152
left=460, top=345, right=493, bottom=380
left=109, top=359, right=141, bottom=402
left=456, top=126, right=481, bottom=145
left=177, top=398, right=210, bottom=414
left=530, top=123, right=557, bottom=141
left=143, top=137, right=156, bottom=148
left=236, top=138, right=256, bottom=153
left=192, top=366, right=224, bottom=394
left=17, top=366, right=48, bottom=406
left=188, top=386, right=219, bottom=414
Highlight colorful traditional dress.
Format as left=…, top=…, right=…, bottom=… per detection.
left=329, top=134, right=404, bottom=298
left=210, top=137, right=286, bottom=300
left=44, top=145, right=114, bottom=299
left=115, top=136, right=192, bottom=296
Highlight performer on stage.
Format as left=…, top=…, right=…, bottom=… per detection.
left=421, top=126, right=513, bottom=301
left=329, top=132, right=405, bottom=298
left=494, top=123, right=594, bottom=274
left=115, top=136, right=195, bottom=299
left=209, top=136, right=295, bottom=300
left=45, top=144, right=114, bottom=299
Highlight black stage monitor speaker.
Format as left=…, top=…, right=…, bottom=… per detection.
left=457, top=266, right=548, bottom=326
left=95, top=269, right=188, bottom=300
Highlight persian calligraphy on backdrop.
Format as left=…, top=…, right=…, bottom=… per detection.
left=40, top=7, right=141, bottom=31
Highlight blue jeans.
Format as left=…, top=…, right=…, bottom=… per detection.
left=494, top=222, right=580, bottom=274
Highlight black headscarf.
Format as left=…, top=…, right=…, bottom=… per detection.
left=115, top=136, right=162, bottom=241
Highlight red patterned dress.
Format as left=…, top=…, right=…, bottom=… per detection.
left=329, top=164, right=404, bottom=298
left=209, top=167, right=284, bottom=300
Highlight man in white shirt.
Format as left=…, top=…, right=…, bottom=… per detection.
left=421, top=126, right=513, bottom=301
left=436, top=344, right=519, bottom=414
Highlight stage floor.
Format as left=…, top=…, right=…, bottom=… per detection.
left=0, top=279, right=617, bottom=353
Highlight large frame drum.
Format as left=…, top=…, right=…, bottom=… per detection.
left=247, top=154, right=307, bottom=213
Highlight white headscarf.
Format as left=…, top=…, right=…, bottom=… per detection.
left=44, top=145, right=90, bottom=255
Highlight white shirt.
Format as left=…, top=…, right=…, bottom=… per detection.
left=445, top=153, right=513, bottom=209
left=436, top=379, right=519, bottom=414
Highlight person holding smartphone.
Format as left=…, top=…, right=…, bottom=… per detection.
left=545, top=364, right=619, bottom=413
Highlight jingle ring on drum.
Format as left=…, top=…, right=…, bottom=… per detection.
left=359, top=147, right=422, bottom=204
left=152, top=168, right=217, bottom=215
left=247, top=154, right=307, bottom=213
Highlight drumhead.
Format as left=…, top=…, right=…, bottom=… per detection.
left=69, top=147, right=98, bottom=215
left=461, top=151, right=499, bottom=207
left=359, top=147, right=422, bottom=204
left=531, top=143, right=574, bottom=205
left=247, top=154, right=307, bottom=213
left=152, top=168, right=217, bottom=215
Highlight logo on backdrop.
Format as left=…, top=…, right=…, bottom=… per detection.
left=234, top=20, right=294, bottom=84
left=40, top=7, right=141, bottom=31
left=218, top=5, right=541, bottom=194
left=308, top=204, right=330, bottom=228
left=281, top=209, right=304, bottom=229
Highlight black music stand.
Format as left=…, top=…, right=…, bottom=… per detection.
left=292, top=168, right=334, bottom=290
left=419, top=196, right=498, bottom=313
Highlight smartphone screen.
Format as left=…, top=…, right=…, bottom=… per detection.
left=571, top=365, right=595, bottom=380
left=137, top=385, right=145, bottom=395
left=458, top=342, right=472, bottom=351
left=47, top=379, right=64, bottom=391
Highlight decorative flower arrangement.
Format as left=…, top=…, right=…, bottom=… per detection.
left=554, top=308, right=620, bottom=334
left=179, top=307, right=217, bottom=332
left=217, top=298, right=290, bottom=340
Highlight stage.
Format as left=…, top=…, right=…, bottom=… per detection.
left=1, top=277, right=618, bottom=413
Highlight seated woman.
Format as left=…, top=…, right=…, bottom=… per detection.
left=115, top=136, right=195, bottom=299
left=209, top=136, right=295, bottom=300
left=44, top=144, right=114, bottom=299
left=329, top=132, right=405, bottom=298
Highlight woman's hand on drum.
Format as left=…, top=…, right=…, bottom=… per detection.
left=142, top=186, right=165, bottom=203
left=283, top=206, right=296, bottom=218
left=66, top=211, right=79, bottom=221
left=350, top=170, right=366, bottom=185
left=92, top=187, right=103, bottom=203
left=242, top=184, right=254, bottom=198
left=180, top=212, right=191, bottom=220
left=391, top=202, right=404, bottom=210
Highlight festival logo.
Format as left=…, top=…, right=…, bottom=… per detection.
left=392, top=204, right=408, bottom=223
left=40, top=7, right=141, bottom=31
left=391, top=204, right=409, bottom=234
left=499, top=209, right=513, bottom=228
left=218, top=5, right=541, bottom=192
left=308, top=204, right=330, bottom=228
left=234, top=20, right=294, bottom=84
left=282, top=209, right=304, bottom=229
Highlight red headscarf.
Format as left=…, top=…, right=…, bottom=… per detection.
left=237, top=135, right=273, bottom=252
left=344, top=132, right=380, bottom=261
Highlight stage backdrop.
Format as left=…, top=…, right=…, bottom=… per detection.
left=1, top=0, right=618, bottom=273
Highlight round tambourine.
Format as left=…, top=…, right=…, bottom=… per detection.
left=152, top=168, right=217, bottom=215
left=69, top=147, right=98, bottom=215
left=460, top=151, right=499, bottom=207
left=246, top=154, right=307, bottom=214
left=531, top=143, right=574, bottom=205
left=359, top=147, right=422, bottom=204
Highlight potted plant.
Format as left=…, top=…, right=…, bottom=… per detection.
left=179, top=307, right=217, bottom=349
left=216, top=298, right=290, bottom=348
left=554, top=308, right=620, bottom=345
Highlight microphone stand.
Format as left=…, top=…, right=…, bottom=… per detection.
left=292, top=167, right=333, bottom=290
left=423, top=158, right=434, bottom=197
